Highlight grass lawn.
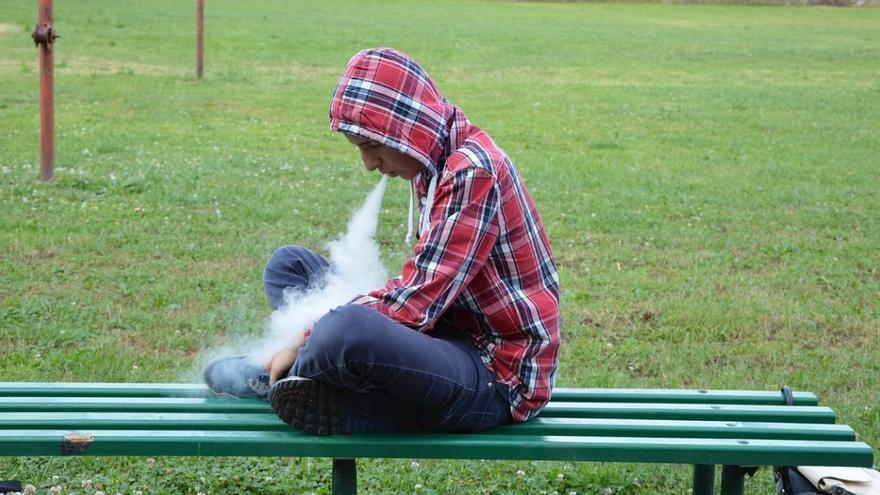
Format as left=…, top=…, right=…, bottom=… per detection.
left=1, top=0, right=878, bottom=493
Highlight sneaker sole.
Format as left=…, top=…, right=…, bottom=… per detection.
left=268, top=378, right=342, bottom=435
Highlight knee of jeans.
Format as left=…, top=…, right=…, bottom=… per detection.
left=265, top=245, right=309, bottom=272
left=310, top=305, right=377, bottom=356
left=264, top=245, right=318, bottom=308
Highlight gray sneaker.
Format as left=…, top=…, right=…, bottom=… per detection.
left=203, top=356, right=270, bottom=399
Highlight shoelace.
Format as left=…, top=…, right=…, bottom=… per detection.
left=247, top=375, right=270, bottom=396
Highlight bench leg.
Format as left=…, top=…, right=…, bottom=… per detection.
left=0, top=481, right=23, bottom=494
left=332, top=458, right=357, bottom=495
left=720, top=465, right=745, bottom=495
left=692, top=464, right=715, bottom=495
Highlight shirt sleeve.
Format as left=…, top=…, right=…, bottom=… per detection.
left=351, top=166, right=500, bottom=331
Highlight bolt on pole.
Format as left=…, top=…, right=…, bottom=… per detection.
left=196, top=0, right=204, bottom=80
left=32, top=0, right=58, bottom=181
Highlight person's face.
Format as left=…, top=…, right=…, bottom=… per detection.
left=345, top=134, right=424, bottom=180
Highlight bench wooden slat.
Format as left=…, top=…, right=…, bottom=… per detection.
left=551, top=388, right=818, bottom=406
left=492, top=417, right=856, bottom=441
left=542, top=402, right=836, bottom=423
left=0, top=397, right=835, bottom=423
left=0, top=412, right=856, bottom=441
left=0, top=383, right=818, bottom=406
left=0, top=396, right=836, bottom=424
left=0, top=412, right=287, bottom=431
left=0, top=382, right=210, bottom=398
left=1, top=429, right=872, bottom=467
left=0, top=397, right=267, bottom=413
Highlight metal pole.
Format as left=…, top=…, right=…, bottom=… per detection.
left=32, top=0, right=58, bottom=181
left=196, top=0, right=204, bottom=80
left=720, top=465, right=745, bottom=495
left=692, top=464, right=716, bottom=495
left=332, top=458, right=357, bottom=495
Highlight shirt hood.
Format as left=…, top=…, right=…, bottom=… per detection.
left=329, top=48, right=459, bottom=177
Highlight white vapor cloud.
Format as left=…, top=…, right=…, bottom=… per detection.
left=245, top=175, right=389, bottom=366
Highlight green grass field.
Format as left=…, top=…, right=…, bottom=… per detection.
left=2, top=0, right=878, bottom=493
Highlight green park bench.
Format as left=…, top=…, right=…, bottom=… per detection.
left=0, top=382, right=873, bottom=495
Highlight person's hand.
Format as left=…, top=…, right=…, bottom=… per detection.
left=266, top=346, right=299, bottom=386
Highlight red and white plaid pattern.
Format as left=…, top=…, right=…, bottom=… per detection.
left=330, top=48, right=560, bottom=422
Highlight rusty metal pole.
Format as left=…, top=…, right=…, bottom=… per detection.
left=196, top=0, right=204, bottom=80
left=32, top=0, right=58, bottom=181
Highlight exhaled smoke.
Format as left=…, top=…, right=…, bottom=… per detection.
left=245, top=175, right=389, bottom=366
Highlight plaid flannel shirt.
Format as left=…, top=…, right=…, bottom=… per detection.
left=329, top=48, right=560, bottom=422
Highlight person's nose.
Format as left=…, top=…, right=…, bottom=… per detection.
left=361, top=150, right=382, bottom=172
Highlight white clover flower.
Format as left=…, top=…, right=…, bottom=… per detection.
left=410, top=461, right=419, bottom=468
left=516, top=469, right=526, bottom=477
left=23, top=484, right=36, bottom=495
left=82, top=479, right=92, bottom=489
left=414, top=484, right=422, bottom=490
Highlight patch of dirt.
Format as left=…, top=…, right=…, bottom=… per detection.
left=0, top=23, right=23, bottom=35
left=58, top=56, right=182, bottom=76
left=581, top=313, right=604, bottom=328
left=286, top=62, right=339, bottom=79
left=14, top=249, right=57, bottom=266
left=442, top=65, right=714, bottom=88
left=254, top=62, right=339, bottom=80
left=581, top=309, right=661, bottom=330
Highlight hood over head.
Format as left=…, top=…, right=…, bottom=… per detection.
left=329, top=48, right=460, bottom=178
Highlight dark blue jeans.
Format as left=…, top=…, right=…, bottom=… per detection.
left=264, top=245, right=512, bottom=433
